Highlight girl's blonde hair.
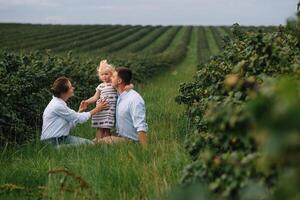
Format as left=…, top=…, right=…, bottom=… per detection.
left=97, top=59, right=115, bottom=73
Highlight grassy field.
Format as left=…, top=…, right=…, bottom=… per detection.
left=0, top=27, right=200, bottom=200
left=0, top=24, right=276, bottom=199
left=0, top=24, right=228, bottom=55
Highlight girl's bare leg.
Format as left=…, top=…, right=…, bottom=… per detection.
left=103, top=128, right=111, bottom=137
left=95, top=128, right=105, bottom=140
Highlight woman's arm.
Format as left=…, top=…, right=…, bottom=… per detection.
left=55, top=105, right=91, bottom=124
left=55, top=100, right=109, bottom=125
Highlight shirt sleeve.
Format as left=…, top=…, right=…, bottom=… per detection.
left=54, top=104, right=91, bottom=126
left=130, top=98, right=148, bottom=133
left=96, top=84, right=102, bottom=92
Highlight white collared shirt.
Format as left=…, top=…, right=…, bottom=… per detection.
left=41, top=96, right=91, bottom=140
left=116, top=90, right=148, bottom=141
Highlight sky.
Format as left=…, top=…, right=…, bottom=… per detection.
left=0, top=0, right=298, bottom=26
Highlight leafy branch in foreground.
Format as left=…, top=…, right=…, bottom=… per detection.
left=176, top=11, right=300, bottom=200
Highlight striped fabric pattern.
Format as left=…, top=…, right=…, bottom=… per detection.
left=92, top=83, right=118, bottom=128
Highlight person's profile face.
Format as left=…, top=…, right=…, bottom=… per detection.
left=65, top=81, right=74, bottom=98
left=111, top=71, right=120, bottom=87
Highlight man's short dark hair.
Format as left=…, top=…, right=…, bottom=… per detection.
left=50, top=76, right=71, bottom=97
left=116, top=67, right=132, bottom=85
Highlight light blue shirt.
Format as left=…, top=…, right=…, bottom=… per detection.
left=116, top=90, right=148, bottom=141
left=41, top=96, right=91, bottom=140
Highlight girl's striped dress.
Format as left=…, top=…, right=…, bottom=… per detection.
left=92, top=83, right=118, bottom=128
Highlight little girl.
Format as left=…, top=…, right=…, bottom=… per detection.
left=84, top=60, right=133, bottom=142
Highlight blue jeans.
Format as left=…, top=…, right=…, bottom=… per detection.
left=42, top=135, right=94, bottom=147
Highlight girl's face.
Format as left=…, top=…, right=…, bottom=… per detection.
left=111, top=71, right=121, bottom=87
left=99, top=68, right=112, bottom=83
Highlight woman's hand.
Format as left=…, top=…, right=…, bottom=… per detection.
left=78, top=100, right=88, bottom=112
left=90, top=99, right=109, bottom=116
left=95, top=99, right=110, bottom=112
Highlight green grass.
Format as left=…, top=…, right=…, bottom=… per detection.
left=123, top=26, right=168, bottom=53
left=76, top=26, right=142, bottom=54
left=204, top=27, right=220, bottom=55
left=99, top=26, right=156, bottom=53
left=161, top=27, right=185, bottom=52
left=142, top=26, right=181, bottom=54
left=0, top=28, right=198, bottom=200
left=196, top=27, right=210, bottom=63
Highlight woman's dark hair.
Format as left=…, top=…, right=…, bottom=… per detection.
left=116, top=67, right=132, bottom=85
left=50, top=77, right=71, bottom=97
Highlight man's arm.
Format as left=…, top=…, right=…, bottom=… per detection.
left=130, top=99, right=148, bottom=145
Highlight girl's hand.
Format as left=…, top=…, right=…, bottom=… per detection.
left=125, top=83, right=134, bottom=91
left=78, top=100, right=88, bottom=112
left=83, top=100, right=90, bottom=105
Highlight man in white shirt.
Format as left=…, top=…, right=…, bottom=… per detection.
left=41, top=77, right=109, bottom=146
left=96, top=67, right=148, bottom=145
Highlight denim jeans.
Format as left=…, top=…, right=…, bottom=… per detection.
left=42, top=135, right=94, bottom=147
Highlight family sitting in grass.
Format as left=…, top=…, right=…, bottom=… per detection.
left=40, top=60, right=148, bottom=147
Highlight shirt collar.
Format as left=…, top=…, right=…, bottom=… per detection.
left=119, top=90, right=129, bottom=97
left=52, top=96, right=67, bottom=106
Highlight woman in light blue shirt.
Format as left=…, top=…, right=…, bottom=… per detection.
left=41, top=77, right=109, bottom=146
